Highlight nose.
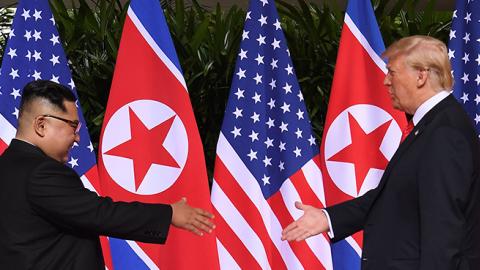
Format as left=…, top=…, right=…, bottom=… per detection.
left=383, top=75, right=390, bottom=86
left=74, top=133, right=80, bottom=143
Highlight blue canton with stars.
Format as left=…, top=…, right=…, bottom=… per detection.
left=449, top=0, right=480, bottom=136
left=221, top=0, right=319, bottom=199
left=0, top=0, right=96, bottom=176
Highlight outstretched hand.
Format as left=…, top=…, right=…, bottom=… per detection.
left=171, top=197, right=215, bottom=236
left=281, top=201, right=329, bottom=241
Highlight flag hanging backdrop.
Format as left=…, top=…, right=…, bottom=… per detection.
left=96, top=0, right=219, bottom=269
left=319, top=0, right=407, bottom=269
left=211, top=0, right=333, bottom=269
left=0, top=0, right=102, bottom=208
left=449, top=0, right=480, bottom=136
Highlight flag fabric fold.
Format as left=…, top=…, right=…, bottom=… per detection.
left=319, top=0, right=407, bottom=269
left=211, top=0, right=332, bottom=269
left=97, top=0, right=219, bottom=269
left=449, top=0, right=480, bottom=136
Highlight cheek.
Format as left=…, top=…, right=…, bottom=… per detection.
left=389, top=85, right=397, bottom=96
left=55, top=129, right=75, bottom=147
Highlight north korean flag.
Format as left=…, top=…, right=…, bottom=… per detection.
left=319, top=0, right=407, bottom=269
left=97, top=0, right=219, bottom=269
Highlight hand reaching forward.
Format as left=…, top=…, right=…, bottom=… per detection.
left=281, top=201, right=329, bottom=241
left=171, top=197, right=215, bottom=236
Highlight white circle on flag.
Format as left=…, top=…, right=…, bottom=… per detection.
left=101, top=100, right=188, bottom=195
left=324, top=104, right=401, bottom=197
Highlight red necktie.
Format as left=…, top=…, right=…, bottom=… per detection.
left=401, top=120, right=414, bottom=142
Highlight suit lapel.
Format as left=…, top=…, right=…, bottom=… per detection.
left=376, top=95, right=457, bottom=192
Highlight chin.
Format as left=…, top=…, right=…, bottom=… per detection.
left=391, top=102, right=400, bottom=110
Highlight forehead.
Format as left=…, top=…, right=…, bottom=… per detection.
left=386, top=55, right=406, bottom=70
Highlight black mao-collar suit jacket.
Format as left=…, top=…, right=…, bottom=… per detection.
left=0, top=139, right=172, bottom=269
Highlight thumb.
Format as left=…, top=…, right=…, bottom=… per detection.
left=294, top=201, right=304, bottom=210
left=176, top=197, right=187, bottom=204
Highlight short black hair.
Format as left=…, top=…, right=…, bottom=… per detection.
left=19, top=80, right=77, bottom=113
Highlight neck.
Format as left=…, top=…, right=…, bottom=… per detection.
left=15, top=133, right=36, bottom=146
left=409, top=87, right=442, bottom=115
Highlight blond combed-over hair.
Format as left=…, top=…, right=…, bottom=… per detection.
left=382, top=35, right=453, bottom=91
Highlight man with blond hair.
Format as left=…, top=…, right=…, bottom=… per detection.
left=282, top=36, right=480, bottom=270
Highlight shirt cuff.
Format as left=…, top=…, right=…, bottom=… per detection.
left=321, top=209, right=334, bottom=239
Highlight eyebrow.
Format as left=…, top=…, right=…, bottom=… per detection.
left=386, top=66, right=396, bottom=72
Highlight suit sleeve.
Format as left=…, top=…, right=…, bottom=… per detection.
left=325, top=186, right=379, bottom=242
left=418, top=126, right=474, bottom=269
left=26, top=160, right=172, bottom=244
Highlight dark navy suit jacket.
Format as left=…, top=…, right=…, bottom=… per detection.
left=327, top=95, right=480, bottom=270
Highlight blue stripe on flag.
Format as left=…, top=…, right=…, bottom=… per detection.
left=331, top=240, right=361, bottom=270
left=109, top=238, right=150, bottom=270
left=346, top=0, right=385, bottom=57
left=129, top=0, right=183, bottom=74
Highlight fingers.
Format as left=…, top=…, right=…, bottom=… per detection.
left=193, top=218, right=214, bottom=234
left=182, top=213, right=215, bottom=236
left=195, top=213, right=215, bottom=230
left=282, top=226, right=309, bottom=241
left=171, top=198, right=216, bottom=236
left=281, top=222, right=298, bottom=238
left=194, top=207, right=215, bottom=219
left=282, top=222, right=305, bottom=241
left=282, top=201, right=327, bottom=242
left=190, top=210, right=215, bottom=234
left=185, top=224, right=203, bottom=236
left=296, top=231, right=311, bottom=242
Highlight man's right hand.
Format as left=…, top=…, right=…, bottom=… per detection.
left=171, top=197, right=215, bottom=236
left=281, top=201, right=329, bottom=241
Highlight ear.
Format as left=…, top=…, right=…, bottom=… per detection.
left=416, top=69, right=429, bottom=88
left=34, top=116, right=47, bottom=137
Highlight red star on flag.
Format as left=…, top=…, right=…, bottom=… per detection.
left=328, top=113, right=390, bottom=194
left=105, top=108, right=179, bottom=191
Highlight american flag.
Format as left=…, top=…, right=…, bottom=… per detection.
left=211, top=0, right=332, bottom=269
left=449, top=0, right=480, bottom=136
left=0, top=0, right=101, bottom=193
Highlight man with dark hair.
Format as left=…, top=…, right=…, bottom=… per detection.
left=282, top=36, right=480, bottom=269
left=0, top=80, right=215, bottom=269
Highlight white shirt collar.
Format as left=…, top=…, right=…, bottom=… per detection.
left=412, top=91, right=450, bottom=125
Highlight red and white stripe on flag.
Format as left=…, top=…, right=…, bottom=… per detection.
left=0, top=115, right=15, bottom=155
left=213, top=134, right=333, bottom=270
